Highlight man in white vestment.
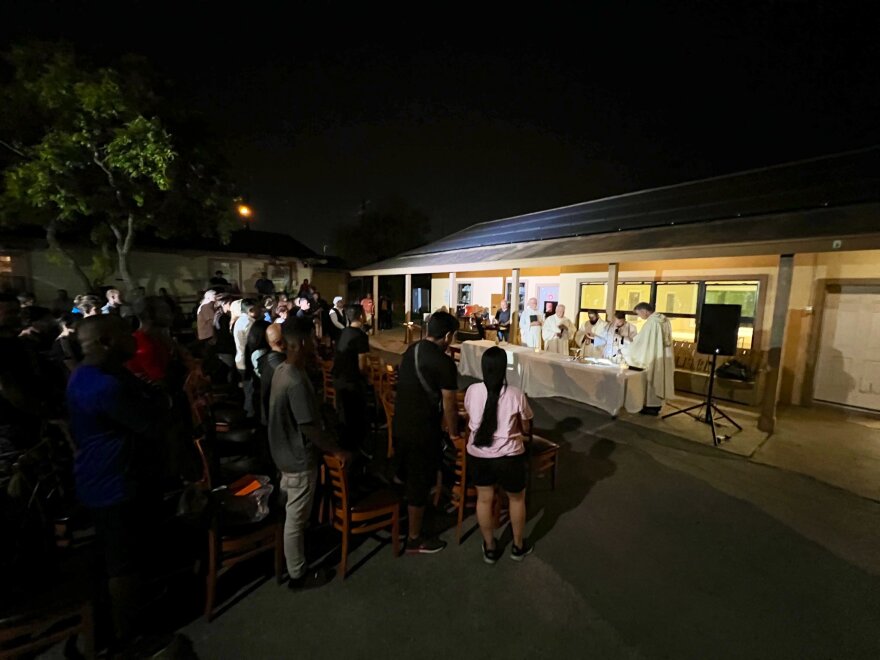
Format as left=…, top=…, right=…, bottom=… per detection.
left=621, top=302, right=675, bottom=415
left=523, top=297, right=543, bottom=348
left=542, top=304, right=574, bottom=355
left=575, top=310, right=609, bottom=358
left=602, top=311, right=639, bottom=359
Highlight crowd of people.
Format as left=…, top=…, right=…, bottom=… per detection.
left=1, top=278, right=541, bottom=654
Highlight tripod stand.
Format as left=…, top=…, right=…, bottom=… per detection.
left=663, top=351, right=741, bottom=446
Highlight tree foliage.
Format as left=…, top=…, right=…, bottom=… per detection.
left=0, top=42, right=237, bottom=291
left=334, top=197, right=431, bottom=269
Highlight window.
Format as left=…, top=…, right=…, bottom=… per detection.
left=505, top=281, right=527, bottom=312
left=577, top=279, right=761, bottom=348
left=457, top=282, right=472, bottom=306
left=576, top=283, right=605, bottom=327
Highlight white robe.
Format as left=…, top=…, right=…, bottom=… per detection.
left=621, top=313, right=675, bottom=406
left=602, top=322, right=638, bottom=359
left=522, top=306, right=543, bottom=348
left=575, top=319, right=609, bottom=358
left=542, top=314, right=574, bottom=355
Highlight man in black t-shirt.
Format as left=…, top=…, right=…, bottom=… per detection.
left=257, top=323, right=287, bottom=426
left=332, top=304, right=371, bottom=454
left=394, top=311, right=460, bottom=555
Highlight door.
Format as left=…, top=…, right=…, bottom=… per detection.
left=813, top=289, right=880, bottom=412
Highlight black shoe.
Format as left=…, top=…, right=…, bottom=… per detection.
left=405, top=535, right=447, bottom=555
left=482, top=541, right=500, bottom=565
left=510, top=539, right=534, bottom=561
left=288, top=568, right=335, bottom=590
left=639, top=406, right=661, bottom=416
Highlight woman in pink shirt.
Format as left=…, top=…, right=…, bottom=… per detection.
left=463, top=346, right=535, bottom=563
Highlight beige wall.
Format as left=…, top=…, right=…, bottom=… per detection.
left=24, top=247, right=314, bottom=304
left=311, top=269, right=348, bottom=301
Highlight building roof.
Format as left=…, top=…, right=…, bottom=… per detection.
left=353, top=147, right=880, bottom=275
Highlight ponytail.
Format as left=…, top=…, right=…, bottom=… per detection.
left=474, top=347, right=507, bottom=448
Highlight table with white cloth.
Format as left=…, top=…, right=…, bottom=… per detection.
left=458, top=340, right=646, bottom=416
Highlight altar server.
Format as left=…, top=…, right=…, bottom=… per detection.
left=602, top=311, right=638, bottom=359
left=542, top=304, right=574, bottom=355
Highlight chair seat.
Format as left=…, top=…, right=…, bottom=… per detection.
left=530, top=436, right=559, bottom=455
left=350, top=488, right=399, bottom=513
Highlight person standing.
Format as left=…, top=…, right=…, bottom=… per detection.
left=463, top=346, right=534, bottom=563
left=360, top=292, right=375, bottom=329
left=575, top=310, right=609, bottom=358
left=602, top=311, right=638, bottom=360
left=332, top=304, right=371, bottom=455
left=542, top=304, right=574, bottom=355
left=621, top=302, right=675, bottom=415
left=233, top=300, right=257, bottom=418
left=268, top=318, right=349, bottom=589
left=495, top=299, right=511, bottom=342
left=257, top=323, right=287, bottom=425
left=255, top=271, right=275, bottom=296
left=101, top=288, right=123, bottom=315
left=394, top=311, right=461, bottom=555
left=328, top=296, right=347, bottom=343
left=522, top=297, right=542, bottom=348
left=67, top=315, right=169, bottom=645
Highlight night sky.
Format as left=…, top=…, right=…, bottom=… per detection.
left=2, top=2, right=878, bottom=256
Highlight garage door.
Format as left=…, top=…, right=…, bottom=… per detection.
left=813, top=289, right=880, bottom=412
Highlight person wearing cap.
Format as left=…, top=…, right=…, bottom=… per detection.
left=328, top=296, right=347, bottom=343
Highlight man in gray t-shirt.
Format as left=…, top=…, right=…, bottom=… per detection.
left=268, top=319, right=348, bottom=588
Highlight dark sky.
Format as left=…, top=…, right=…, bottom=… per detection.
left=2, top=2, right=878, bottom=256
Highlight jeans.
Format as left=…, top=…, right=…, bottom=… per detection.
left=279, top=468, right=318, bottom=579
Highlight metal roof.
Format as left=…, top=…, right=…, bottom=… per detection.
left=354, top=146, right=880, bottom=274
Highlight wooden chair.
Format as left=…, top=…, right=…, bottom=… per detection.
left=448, top=345, right=462, bottom=363
left=321, top=359, right=336, bottom=407
left=0, top=599, right=94, bottom=659
left=380, top=388, right=396, bottom=458
left=528, top=434, right=560, bottom=492
left=194, top=435, right=283, bottom=622
left=450, top=436, right=478, bottom=544
left=379, top=363, right=398, bottom=396
left=323, top=454, right=400, bottom=580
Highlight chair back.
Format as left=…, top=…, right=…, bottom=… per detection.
left=451, top=436, right=469, bottom=501
left=323, top=454, right=350, bottom=518
left=380, top=364, right=398, bottom=395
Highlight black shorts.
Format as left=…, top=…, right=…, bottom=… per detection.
left=394, top=434, right=442, bottom=507
left=468, top=453, right=528, bottom=493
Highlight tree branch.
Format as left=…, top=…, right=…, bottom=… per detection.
left=92, top=151, right=127, bottom=211
left=0, top=140, right=26, bottom=158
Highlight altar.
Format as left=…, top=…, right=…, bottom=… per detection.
left=458, top=340, right=647, bottom=416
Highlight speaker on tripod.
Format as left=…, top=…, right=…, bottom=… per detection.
left=663, top=303, right=743, bottom=445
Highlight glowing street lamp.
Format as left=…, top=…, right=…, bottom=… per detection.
left=237, top=204, right=253, bottom=219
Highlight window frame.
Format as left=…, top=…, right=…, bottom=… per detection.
left=576, top=275, right=766, bottom=348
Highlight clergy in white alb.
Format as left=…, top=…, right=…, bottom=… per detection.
left=523, top=297, right=543, bottom=349
left=621, top=302, right=675, bottom=412
left=602, top=310, right=638, bottom=359
left=575, top=310, right=609, bottom=358
left=542, top=304, right=574, bottom=355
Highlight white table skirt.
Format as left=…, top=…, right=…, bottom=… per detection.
left=459, top=340, right=646, bottom=416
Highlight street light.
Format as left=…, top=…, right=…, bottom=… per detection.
left=237, top=204, right=253, bottom=219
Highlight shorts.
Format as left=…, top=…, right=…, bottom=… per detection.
left=92, top=499, right=146, bottom=578
left=394, top=434, right=442, bottom=507
left=468, top=453, right=528, bottom=494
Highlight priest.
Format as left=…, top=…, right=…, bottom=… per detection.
left=575, top=309, right=609, bottom=358
left=602, top=311, right=639, bottom=359
left=621, top=302, right=675, bottom=415
left=523, top=297, right=543, bottom=349
left=542, top=304, right=574, bottom=355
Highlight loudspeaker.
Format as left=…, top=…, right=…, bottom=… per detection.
left=697, top=304, right=741, bottom=356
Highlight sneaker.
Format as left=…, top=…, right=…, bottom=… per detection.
left=510, top=539, right=534, bottom=561
left=405, top=536, right=447, bottom=555
left=482, top=541, right=500, bottom=565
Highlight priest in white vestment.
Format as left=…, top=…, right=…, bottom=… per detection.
left=621, top=302, right=675, bottom=414
left=602, top=311, right=639, bottom=359
left=542, top=304, right=574, bottom=355
left=575, top=310, right=609, bottom=358
left=523, top=297, right=543, bottom=348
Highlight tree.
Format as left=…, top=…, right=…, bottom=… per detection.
left=334, top=196, right=431, bottom=269
left=0, top=43, right=237, bottom=292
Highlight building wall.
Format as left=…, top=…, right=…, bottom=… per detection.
left=24, top=247, right=314, bottom=304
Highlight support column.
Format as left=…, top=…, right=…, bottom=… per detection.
left=605, top=262, right=619, bottom=320
left=448, top=272, right=457, bottom=312
left=510, top=268, right=521, bottom=344
left=758, top=254, right=795, bottom=434
left=404, top=273, right=412, bottom=323
left=372, top=274, right=379, bottom=335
